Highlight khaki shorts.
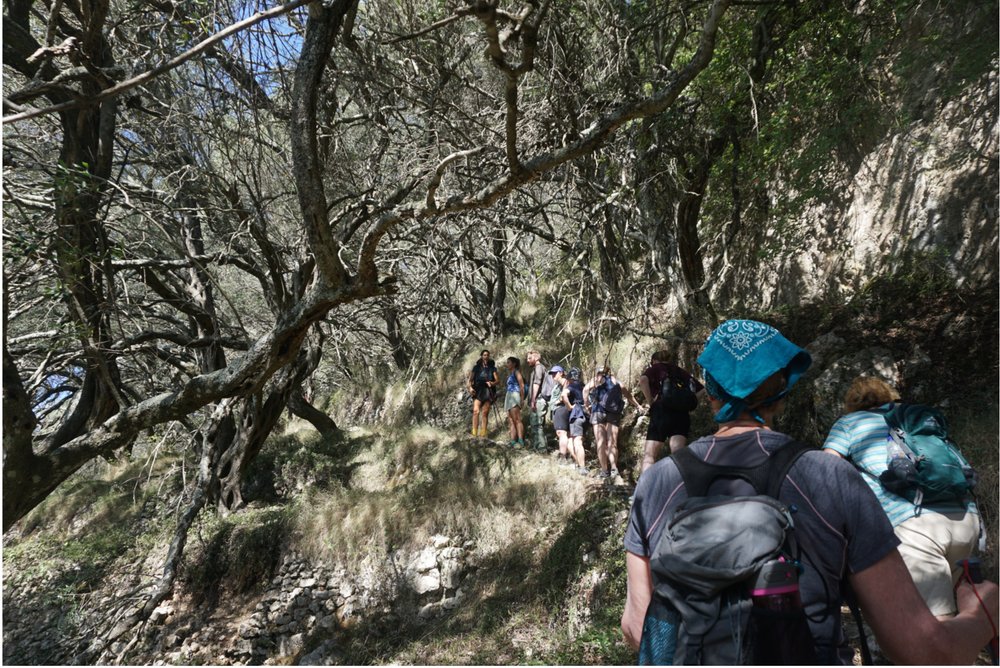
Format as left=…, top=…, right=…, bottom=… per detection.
left=894, top=509, right=981, bottom=616
left=504, top=391, right=522, bottom=412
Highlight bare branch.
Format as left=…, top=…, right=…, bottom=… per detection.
left=1, top=0, right=313, bottom=125
left=382, top=10, right=470, bottom=44
left=425, top=146, right=486, bottom=211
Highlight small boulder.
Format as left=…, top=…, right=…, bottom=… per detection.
left=413, top=569, right=441, bottom=594
left=418, top=602, right=441, bottom=620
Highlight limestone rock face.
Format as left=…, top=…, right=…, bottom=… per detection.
left=707, top=69, right=998, bottom=311
left=412, top=547, right=438, bottom=573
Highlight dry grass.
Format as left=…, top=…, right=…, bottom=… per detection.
left=15, top=449, right=184, bottom=538
left=292, top=425, right=588, bottom=576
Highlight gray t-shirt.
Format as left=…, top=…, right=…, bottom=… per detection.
left=530, top=362, right=547, bottom=398
left=624, top=429, right=900, bottom=664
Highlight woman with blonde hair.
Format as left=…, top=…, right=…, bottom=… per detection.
left=823, top=376, right=981, bottom=620
left=842, top=376, right=900, bottom=413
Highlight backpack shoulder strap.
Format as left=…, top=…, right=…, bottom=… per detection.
left=671, top=447, right=719, bottom=497
left=672, top=439, right=813, bottom=499
left=763, top=440, right=814, bottom=497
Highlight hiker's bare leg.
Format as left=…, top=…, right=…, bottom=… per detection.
left=573, top=435, right=586, bottom=467
left=594, top=423, right=608, bottom=471
left=557, top=430, right=569, bottom=456
left=641, top=439, right=664, bottom=474
left=515, top=408, right=525, bottom=440
left=668, top=434, right=688, bottom=453
left=508, top=407, right=518, bottom=440
left=608, top=424, right=620, bottom=472
left=472, top=400, right=483, bottom=433
left=480, top=401, right=491, bottom=433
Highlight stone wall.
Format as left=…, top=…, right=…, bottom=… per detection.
left=2, top=535, right=476, bottom=666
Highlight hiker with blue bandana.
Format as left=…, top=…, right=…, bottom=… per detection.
left=622, top=319, right=998, bottom=664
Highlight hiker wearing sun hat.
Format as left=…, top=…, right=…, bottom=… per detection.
left=547, top=366, right=572, bottom=466
left=622, top=319, right=999, bottom=665
left=697, top=319, right=812, bottom=424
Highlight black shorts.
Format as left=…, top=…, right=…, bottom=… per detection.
left=646, top=401, right=690, bottom=441
left=552, top=405, right=570, bottom=432
left=590, top=410, right=622, bottom=426
left=473, top=384, right=494, bottom=403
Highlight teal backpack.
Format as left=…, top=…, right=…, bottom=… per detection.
left=874, top=403, right=977, bottom=506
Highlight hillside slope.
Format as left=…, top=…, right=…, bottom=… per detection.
left=3, top=277, right=997, bottom=665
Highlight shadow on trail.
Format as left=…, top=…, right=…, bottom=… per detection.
left=336, top=488, right=631, bottom=665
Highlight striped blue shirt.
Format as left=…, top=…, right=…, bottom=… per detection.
left=823, top=406, right=977, bottom=527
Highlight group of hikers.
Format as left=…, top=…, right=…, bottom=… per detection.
left=466, top=349, right=702, bottom=483
left=466, top=319, right=998, bottom=665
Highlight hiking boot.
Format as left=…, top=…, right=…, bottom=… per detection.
left=577, top=466, right=590, bottom=476
left=508, top=439, right=518, bottom=448
left=471, top=428, right=477, bottom=437
left=479, top=428, right=488, bottom=438
left=598, top=469, right=611, bottom=480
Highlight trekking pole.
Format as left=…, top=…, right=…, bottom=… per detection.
left=958, top=558, right=999, bottom=664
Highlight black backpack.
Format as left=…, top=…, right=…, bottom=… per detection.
left=592, top=379, right=625, bottom=414
left=640, top=441, right=819, bottom=665
left=473, top=360, right=496, bottom=385
left=659, top=375, right=698, bottom=412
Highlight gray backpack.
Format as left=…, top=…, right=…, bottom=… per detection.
left=538, top=364, right=556, bottom=400
left=641, top=441, right=819, bottom=665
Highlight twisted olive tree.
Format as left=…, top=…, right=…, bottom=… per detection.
left=4, top=0, right=733, bottom=534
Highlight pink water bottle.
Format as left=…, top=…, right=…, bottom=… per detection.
left=752, top=559, right=802, bottom=611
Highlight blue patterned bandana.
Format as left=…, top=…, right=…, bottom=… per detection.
left=697, top=319, right=812, bottom=423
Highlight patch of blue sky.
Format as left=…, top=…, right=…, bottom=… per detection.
left=215, top=0, right=306, bottom=98
left=32, top=369, right=80, bottom=421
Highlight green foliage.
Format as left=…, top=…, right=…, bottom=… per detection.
left=856, top=248, right=956, bottom=305
left=893, top=0, right=999, bottom=102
